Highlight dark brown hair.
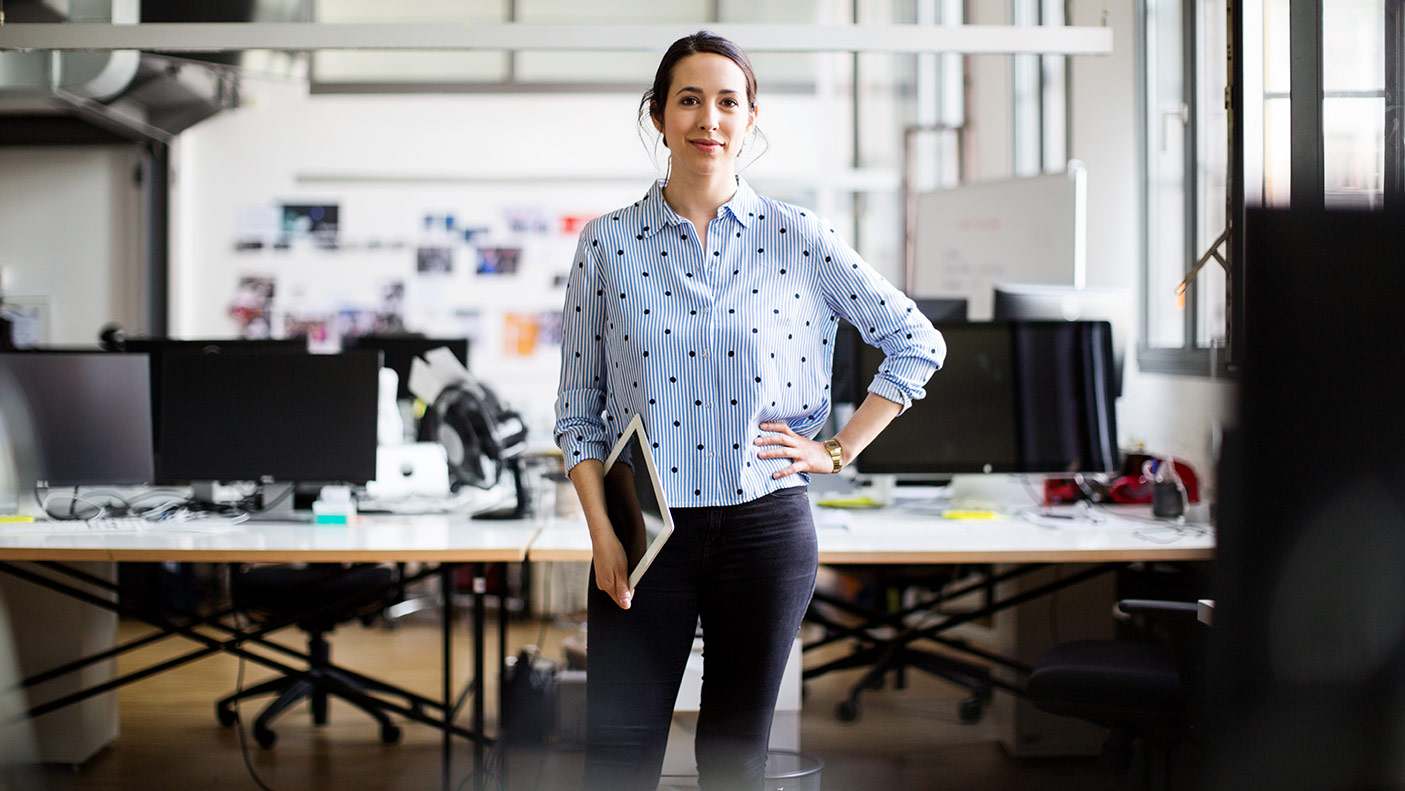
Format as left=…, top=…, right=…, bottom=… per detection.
left=639, top=31, right=758, bottom=131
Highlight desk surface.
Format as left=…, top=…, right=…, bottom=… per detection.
left=0, top=514, right=541, bottom=563
left=529, top=505, right=1215, bottom=564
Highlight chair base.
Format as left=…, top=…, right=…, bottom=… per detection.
left=217, top=666, right=407, bottom=748
left=828, top=641, right=993, bottom=723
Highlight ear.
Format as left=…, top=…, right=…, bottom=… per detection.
left=652, top=108, right=664, bottom=135
left=747, top=103, right=759, bottom=134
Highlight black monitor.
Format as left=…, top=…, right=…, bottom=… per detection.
left=345, top=335, right=471, bottom=400
left=117, top=338, right=309, bottom=458
left=121, top=338, right=308, bottom=355
left=992, top=284, right=1130, bottom=397
left=0, top=353, right=154, bottom=486
left=833, top=297, right=967, bottom=405
left=853, top=320, right=1119, bottom=477
left=155, top=351, right=380, bottom=484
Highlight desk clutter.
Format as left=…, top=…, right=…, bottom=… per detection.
left=0, top=338, right=538, bottom=527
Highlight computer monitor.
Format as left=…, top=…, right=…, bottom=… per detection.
left=0, top=353, right=154, bottom=486
left=345, top=335, right=471, bottom=401
left=853, top=320, right=1120, bottom=477
left=155, top=351, right=380, bottom=485
left=833, top=297, right=968, bottom=405
left=992, top=284, right=1130, bottom=397
left=118, top=338, right=310, bottom=459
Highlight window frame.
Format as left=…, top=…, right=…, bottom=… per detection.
left=1139, top=0, right=1405, bottom=377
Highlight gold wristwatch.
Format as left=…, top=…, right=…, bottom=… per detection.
left=823, top=438, right=844, bottom=473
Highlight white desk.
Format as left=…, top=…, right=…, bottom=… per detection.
left=527, top=505, right=1215, bottom=564
left=0, top=513, right=540, bottom=791
left=0, top=514, right=540, bottom=563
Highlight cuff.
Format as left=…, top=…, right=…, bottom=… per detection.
left=868, top=376, right=915, bottom=415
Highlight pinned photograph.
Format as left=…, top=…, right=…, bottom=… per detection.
left=476, top=247, right=522, bottom=275
left=280, top=204, right=339, bottom=249
left=417, top=246, right=454, bottom=274
left=230, top=276, right=276, bottom=339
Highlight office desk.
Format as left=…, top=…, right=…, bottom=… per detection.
left=526, top=504, right=1214, bottom=565
left=0, top=514, right=540, bottom=791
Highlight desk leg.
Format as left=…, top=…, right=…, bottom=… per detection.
left=473, top=563, right=486, bottom=791
left=498, top=564, right=509, bottom=789
left=442, top=564, right=454, bottom=791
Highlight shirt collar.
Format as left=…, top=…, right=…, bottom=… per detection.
left=640, top=176, right=761, bottom=239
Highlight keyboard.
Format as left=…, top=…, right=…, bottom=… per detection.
left=0, top=517, right=152, bottom=534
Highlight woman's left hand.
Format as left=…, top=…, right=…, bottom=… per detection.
left=755, top=421, right=834, bottom=478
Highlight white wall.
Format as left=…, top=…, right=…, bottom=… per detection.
left=0, top=146, right=144, bottom=346
left=173, top=78, right=831, bottom=435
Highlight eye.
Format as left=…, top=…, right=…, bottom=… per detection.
left=722, top=98, right=740, bottom=108
left=679, top=96, right=698, bottom=106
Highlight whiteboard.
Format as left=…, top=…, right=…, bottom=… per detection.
left=910, top=164, right=1085, bottom=319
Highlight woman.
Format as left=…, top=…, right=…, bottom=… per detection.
left=554, top=31, right=946, bottom=791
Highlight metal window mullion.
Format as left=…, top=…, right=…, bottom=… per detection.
left=1137, top=0, right=1152, bottom=364
left=1289, top=0, right=1324, bottom=210
left=1183, top=0, right=1201, bottom=353
left=1386, top=0, right=1405, bottom=208
left=1227, top=0, right=1244, bottom=368
left=1035, top=0, right=1046, bottom=173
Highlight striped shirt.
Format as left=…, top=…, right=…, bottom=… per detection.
left=554, top=177, right=945, bottom=507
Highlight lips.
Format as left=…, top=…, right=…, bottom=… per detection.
left=689, top=138, right=724, bottom=152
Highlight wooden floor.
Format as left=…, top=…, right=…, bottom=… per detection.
left=17, top=611, right=1133, bottom=791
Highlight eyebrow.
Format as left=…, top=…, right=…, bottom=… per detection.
left=675, top=86, right=740, bottom=96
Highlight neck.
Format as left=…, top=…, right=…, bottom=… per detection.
left=662, top=168, right=737, bottom=220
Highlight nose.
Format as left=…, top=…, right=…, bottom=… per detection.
left=699, top=104, right=719, bottom=131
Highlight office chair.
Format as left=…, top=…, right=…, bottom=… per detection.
left=1026, top=599, right=1207, bottom=786
left=807, top=564, right=994, bottom=723
left=215, top=563, right=412, bottom=748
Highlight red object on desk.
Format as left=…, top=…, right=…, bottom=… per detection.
left=1044, top=453, right=1200, bottom=505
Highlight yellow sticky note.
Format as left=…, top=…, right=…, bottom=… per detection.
left=941, top=509, right=999, bottom=520
left=817, top=496, right=883, bottom=509
left=0, top=515, right=35, bottom=523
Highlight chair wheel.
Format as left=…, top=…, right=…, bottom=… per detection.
left=216, top=702, right=237, bottom=728
left=381, top=723, right=402, bottom=744
left=958, top=697, right=984, bottom=723
left=254, top=724, right=278, bottom=749
left=836, top=699, right=861, bottom=722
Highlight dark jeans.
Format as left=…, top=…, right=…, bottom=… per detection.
left=584, top=486, right=818, bottom=791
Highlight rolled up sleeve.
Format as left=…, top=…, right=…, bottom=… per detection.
left=554, top=227, right=610, bottom=471
left=814, top=218, right=946, bottom=414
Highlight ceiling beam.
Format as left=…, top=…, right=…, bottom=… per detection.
left=0, top=23, right=1113, bottom=56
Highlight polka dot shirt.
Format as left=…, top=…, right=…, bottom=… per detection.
left=554, top=178, right=945, bottom=507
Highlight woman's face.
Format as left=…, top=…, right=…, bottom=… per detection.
left=654, top=52, right=757, bottom=180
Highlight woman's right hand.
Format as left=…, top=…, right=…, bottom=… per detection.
left=591, top=531, right=634, bottom=610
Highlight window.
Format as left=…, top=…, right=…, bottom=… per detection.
left=1138, top=0, right=1395, bottom=375
left=1012, top=0, right=1069, bottom=177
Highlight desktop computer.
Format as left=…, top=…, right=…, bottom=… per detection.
left=155, top=351, right=380, bottom=518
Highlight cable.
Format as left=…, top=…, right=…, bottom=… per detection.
left=38, top=488, right=109, bottom=521
left=231, top=610, right=279, bottom=791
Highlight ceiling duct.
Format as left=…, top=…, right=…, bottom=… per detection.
left=0, top=0, right=249, bottom=141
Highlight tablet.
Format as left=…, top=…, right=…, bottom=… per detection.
left=602, top=414, right=675, bottom=590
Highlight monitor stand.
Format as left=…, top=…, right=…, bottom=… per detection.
left=945, top=473, right=1041, bottom=512
left=473, top=458, right=528, bottom=520
left=250, top=481, right=297, bottom=521
left=192, top=480, right=297, bottom=521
